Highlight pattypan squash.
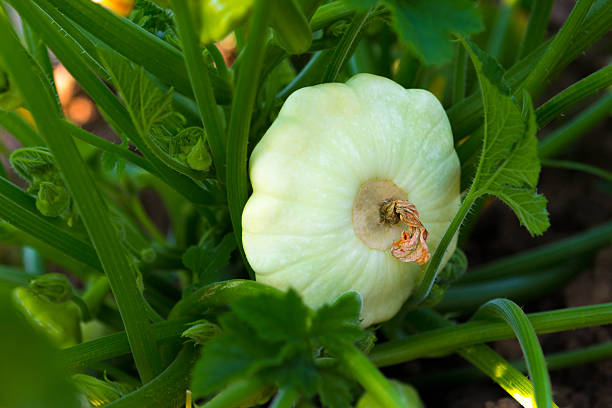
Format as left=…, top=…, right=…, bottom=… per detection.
left=242, top=74, right=460, bottom=327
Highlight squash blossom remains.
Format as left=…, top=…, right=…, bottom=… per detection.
left=242, top=74, right=460, bottom=326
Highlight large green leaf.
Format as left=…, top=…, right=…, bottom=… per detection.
left=388, top=0, right=483, bottom=65
left=464, top=39, right=550, bottom=235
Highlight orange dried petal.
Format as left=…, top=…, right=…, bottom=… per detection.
left=386, top=200, right=430, bottom=264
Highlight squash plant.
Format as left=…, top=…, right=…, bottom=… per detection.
left=0, top=0, right=611, bottom=407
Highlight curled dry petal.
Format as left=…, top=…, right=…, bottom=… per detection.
left=385, top=200, right=431, bottom=264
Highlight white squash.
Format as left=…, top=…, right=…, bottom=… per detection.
left=242, top=73, right=460, bottom=326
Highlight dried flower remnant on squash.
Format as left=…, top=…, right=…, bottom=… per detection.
left=380, top=200, right=430, bottom=264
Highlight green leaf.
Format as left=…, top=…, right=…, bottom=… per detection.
left=191, top=289, right=366, bottom=400
left=463, top=39, right=550, bottom=235
left=101, top=151, right=126, bottom=176
left=182, top=233, right=237, bottom=282
left=387, top=0, right=483, bottom=65
left=191, top=313, right=283, bottom=397
left=99, top=48, right=212, bottom=181
left=232, top=289, right=310, bottom=342
left=318, top=366, right=356, bottom=408
left=312, top=291, right=363, bottom=348
left=98, top=48, right=174, bottom=137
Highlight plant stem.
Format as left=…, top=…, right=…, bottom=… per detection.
left=226, top=0, right=272, bottom=277
left=485, top=1, right=513, bottom=60
left=412, top=341, right=612, bottom=388
left=517, top=0, right=555, bottom=59
left=461, top=220, right=612, bottom=283
left=0, top=16, right=162, bottom=382
left=0, top=109, right=45, bottom=146
left=199, top=378, right=268, bottom=408
left=519, top=0, right=596, bottom=97
left=404, top=308, right=556, bottom=408
left=409, top=192, right=477, bottom=305
left=322, top=6, right=375, bottom=83
left=61, top=319, right=189, bottom=370
left=475, top=299, right=552, bottom=408
left=448, top=0, right=612, bottom=140
left=460, top=344, right=558, bottom=408
left=451, top=44, right=468, bottom=105
left=538, top=92, right=612, bottom=159
left=106, top=346, right=199, bottom=407
left=63, top=120, right=157, bottom=175
left=536, top=64, right=612, bottom=128
left=542, top=159, right=612, bottom=183
left=438, top=261, right=585, bottom=313
left=41, top=0, right=231, bottom=102
left=0, top=176, right=101, bottom=270
left=369, top=303, right=612, bottom=367
left=82, top=275, right=110, bottom=317
left=173, top=0, right=227, bottom=182
left=9, top=0, right=217, bottom=205
left=269, top=387, right=300, bottom=408
left=336, top=344, right=404, bottom=408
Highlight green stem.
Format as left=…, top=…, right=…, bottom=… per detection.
left=0, top=176, right=101, bottom=270
left=369, top=303, right=612, bottom=367
left=33, top=0, right=109, bottom=78
left=0, top=15, right=161, bottom=382
left=129, top=196, right=166, bottom=245
left=61, top=319, right=189, bottom=370
left=277, top=50, right=333, bottom=99
left=40, top=0, right=231, bottom=103
left=412, top=341, right=612, bottom=388
left=269, top=387, right=300, bottom=408
left=461, top=220, right=612, bottom=283
left=22, top=21, right=59, bottom=106
left=336, top=344, right=404, bottom=408
left=0, top=109, right=45, bottom=146
left=199, top=378, right=267, bottom=408
left=63, top=120, right=157, bottom=175
left=173, top=0, right=227, bottom=182
left=459, top=344, right=558, bottom=408
left=538, top=92, right=612, bottom=159
left=520, top=0, right=596, bottom=97
left=451, top=44, right=467, bottom=105
left=409, top=192, right=477, bottom=305
left=542, top=159, right=612, bottom=183
left=448, top=0, right=612, bottom=141
left=82, top=275, right=110, bottom=317
left=226, top=0, right=272, bottom=277
left=206, top=44, right=230, bottom=81
left=485, top=1, right=513, bottom=60
left=9, top=0, right=216, bottom=205
left=536, top=64, right=612, bottom=128
left=321, top=6, right=374, bottom=83
left=106, top=346, right=198, bottom=408
left=438, top=261, right=585, bottom=313
left=475, top=299, right=552, bottom=408
left=404, top=308, right=556, bottom=408
left=517, top=0, right=554, bottom=59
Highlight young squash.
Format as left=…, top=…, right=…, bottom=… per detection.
left=242, top=74, right=461, bottom=326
